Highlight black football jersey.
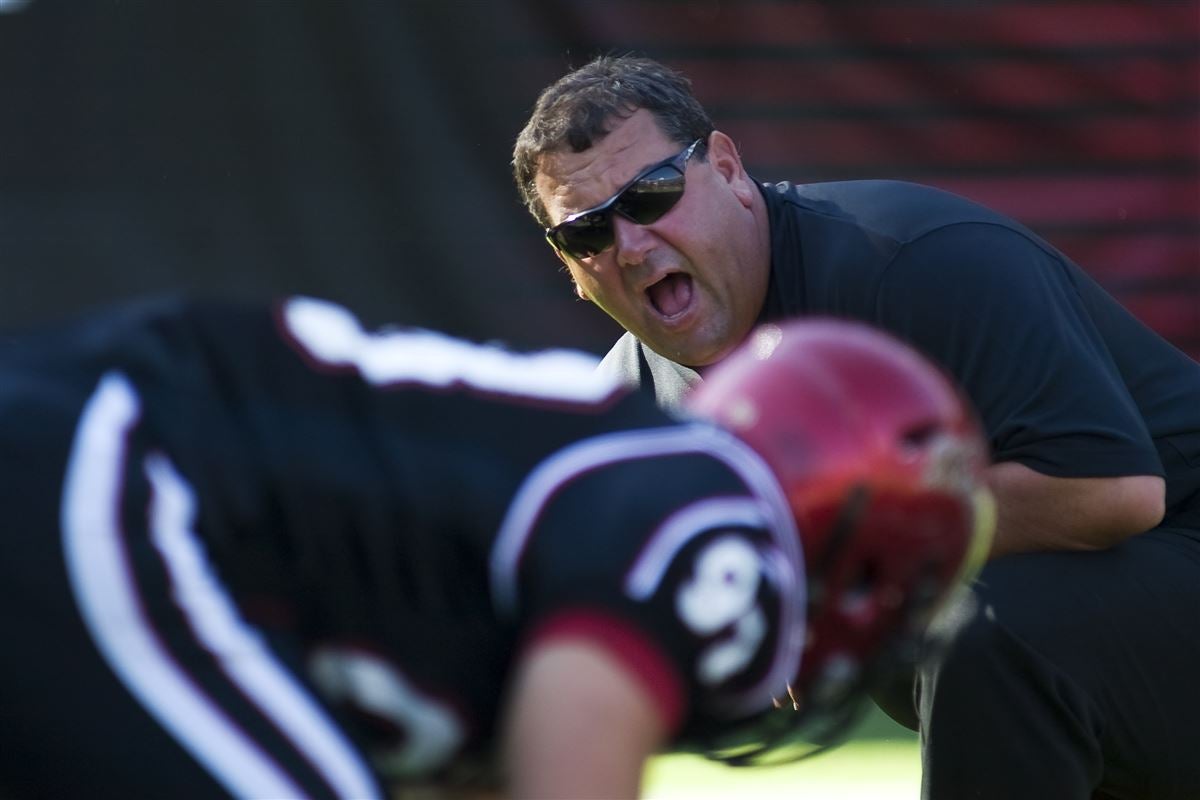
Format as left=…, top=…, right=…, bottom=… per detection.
left=5, top=296, right=807, bottom=782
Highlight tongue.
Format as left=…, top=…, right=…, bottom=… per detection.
left=647, top=273, right=693, bottom=317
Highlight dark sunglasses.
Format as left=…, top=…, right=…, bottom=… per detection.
left=545, top=138, right=703, bottom=260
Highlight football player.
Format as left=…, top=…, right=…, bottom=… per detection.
left=0, top=295, right=992, bottom=798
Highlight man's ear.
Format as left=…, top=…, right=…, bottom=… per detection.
left=706, top=130, right=755, bottom=208
left=550, top=246, right=590, bottom=302
left=573, top=279, right=591, bottom=302
left=550, top=241, right=592, bottom=302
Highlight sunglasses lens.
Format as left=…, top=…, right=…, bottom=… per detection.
left=554, top=213, right=613, bottom=259
left=549, top=158, right=689, bottom=259
left=615, top=165, right=686, bottom=225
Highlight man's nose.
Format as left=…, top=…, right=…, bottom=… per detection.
left=612, top=214, right=655, bottom=268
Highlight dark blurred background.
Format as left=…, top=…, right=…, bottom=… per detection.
left=1, top=0, right=1196, bottom=358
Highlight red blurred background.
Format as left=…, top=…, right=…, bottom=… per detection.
left=1, top=1, right=1195, bottom=357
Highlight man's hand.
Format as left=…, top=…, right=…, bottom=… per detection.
left=987, top=461, right=1165, bottom=557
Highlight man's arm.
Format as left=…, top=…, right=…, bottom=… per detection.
left=501, top=639, right=669, bottom=799
left=987, top=461, right=1165, bottom=557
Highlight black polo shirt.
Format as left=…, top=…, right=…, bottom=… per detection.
left=601, top=179, right=1200, bottom=519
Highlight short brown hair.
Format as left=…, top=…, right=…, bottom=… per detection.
left=512, top=55, right=714, bottom=228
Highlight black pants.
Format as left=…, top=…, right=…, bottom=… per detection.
left=876, top=515, right=1200, bottom=800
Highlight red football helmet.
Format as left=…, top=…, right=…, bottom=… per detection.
left=684, top=319, right=995, bottom=763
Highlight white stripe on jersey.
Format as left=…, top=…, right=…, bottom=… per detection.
left=283, top=296, right=623, bottom=403
left=488, top=422, right=807, bottom=718
left=143, top=453, right=381, bottom=800
left=624, top=496, right=776, bottom=600
left=61, top=371, right=381, bottom=800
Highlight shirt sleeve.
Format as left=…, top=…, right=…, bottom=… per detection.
left=506, top=445, right=805, bottom=745
left=874, top=222, right=1162, bottom=478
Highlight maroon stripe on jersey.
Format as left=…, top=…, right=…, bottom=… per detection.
left=522, top=608, right=688, bottom=736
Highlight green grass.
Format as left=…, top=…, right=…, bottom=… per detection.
left=644, top=707, right=920, bottom=800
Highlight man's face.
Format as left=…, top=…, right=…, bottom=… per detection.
left=534, top=109, right=769, bottom=368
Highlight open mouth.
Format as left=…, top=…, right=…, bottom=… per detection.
left=646, top=272, right=694, bottom=319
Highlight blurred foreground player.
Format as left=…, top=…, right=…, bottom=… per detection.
left=0, top=296, right=992, bottom=799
